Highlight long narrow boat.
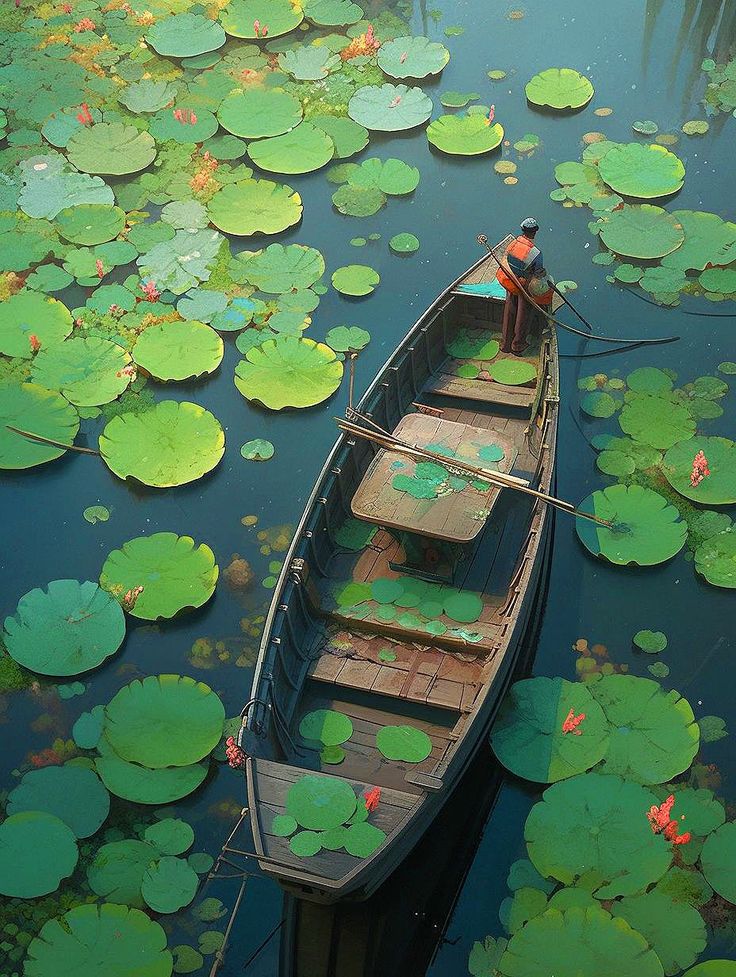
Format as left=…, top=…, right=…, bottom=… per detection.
left=238, top=236, right=561, bottom=903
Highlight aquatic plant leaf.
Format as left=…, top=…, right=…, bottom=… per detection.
left=440, top=90, right=480, bottom=107
left=56, top=204, right=126, bottom=246
left=524, top=773, right=672, bottom=898
left=499, top=886, right=548, bottom=935
left=311, top=115, right=368, bottom=158
left=73, top=706, right=105, bottom=749
left=390, top=232, right=420, bottom=253
left=207, top=178, right=302, bottom=235
left=290, top=831, right=322, bottom=856
left=67, top=123, right=157, bottom=176
left=299, top=709, right=353, bottom=746
left=240, top=244, right=325, bottom=292
left=137, top=228, right=223, bottom=295
left=217, top=88, right=303, bottom=138
left=597, top=204, right=685, bottom=259
left=590, top=675, right=698, bottom=783
left=248, top=122, right=335, bottom=174
left=525, top=67, right=594, bottom=109
left=119, top=79, right=179, bottom=114
left=597, top=142, right=685, bottom=198
left=576, top=484, right=687, bottom=567
left=698, top=716, right=728, bottom=742
left=30, top=337, right=132, bottom=406
left=221, top=0, right=304, bottom=37
left=133, top=320, right=223, bottom=381
left=626, top=366, right=672, bottom=394
left=147, top=13, right=226, bottom=57
left=332, top=264, right=379, bottom=295
left=344, top=821, right=386, bottom=857
left=303, top=0, right=363, bottom=25
left=348, top=83, right=433, bottom=131
left=701, top=821, right=736, bottom=904
left=661, top=210, right=736, bottom=271
left=469, top=936, right=508, bottom=977
left=241, top=438, right=275, bottom=461
left=104, top=674, right=225, bottom=768
left=24, top=903, right=171, bottom=977
left=490, top=677, right=610, bottom=783
left=7, top=765, right=109, bottom=839
left=149, top=108, right=219, bottom=145
left=3, top=579, right=125, bottom=677
left=100, top=533, right=218, bottom=621
left=285, top=774, right=357, bottom=829
left=235, top=336, right=343, bottom=409
left=325, top=326, right=370, bottom=351
left=376, top=724, right=432, bottom=762
left=694, top=531, right=736, bottom=588
left=18, top=155, right=114, bottom=220
left=377, top=35, right=450, bottom=79
left=488, top=359, right=537, bottom=385
left=698, top=266, right=736, bottom=293
left=95, top=736, right=209, bottom=804
left=278, top=45, right=341, bottom=80
left=332, top=182, right=386, bottom=216
left=87, top=839, right=159, bottom=906
left=581, top=390, right=618, bottom=417
left=145, top=819, right=195, bottom=857
left=619, top=394, right=695, bottom=448
left=427, top=115, right=504, bottom=155
left=0, top=382, right=79, bottom=469
left=0, top=291, right=73, bottom=358
left=663, top=436, right=736, bottom=504
left=271, top=814, right=297, bottom=837
left=682, top=965, right=736, bottom=977
left=99, top=400, right=225, bottom=487
left=0, top=812, right=78, bottom=898
left=632, top=120, right=659, bottom=135
left=497, top=905, right=664, bottom=977
left=633, top=629, right=667, bottom=653
left=142, top=856, right=199, bottom=914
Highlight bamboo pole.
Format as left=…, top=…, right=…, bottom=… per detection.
left=5, top=425, right=100, bottom=456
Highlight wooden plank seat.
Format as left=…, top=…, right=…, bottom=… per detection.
left=425, top=337, right=543, bottom=410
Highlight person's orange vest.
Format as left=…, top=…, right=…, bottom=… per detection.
left=496, top=235, right=537, bottom=295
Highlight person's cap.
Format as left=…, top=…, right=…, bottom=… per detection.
left=521, top=217, right=539, bottom=232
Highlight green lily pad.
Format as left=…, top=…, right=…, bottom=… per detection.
left=490, top=677, right=610, bottom=783
left=119, top=80, right=179, bottom=114
left=576, top=484, right=687, bottom=566
left=632, top=120, right=659, bottom=135
left=248, top=122, right=335, bottom=175
left=590, top=675, right=698, bottom=783
left=104, top=674, right=224, bottom=768
left=144, top=818, right=195, bottom=856
left=278, top=46, right=341, bottom=80
left=663, top=437, right=736, bottom=504
left=173, top=945, right=204, bottom=973
left=133, top=320, right=223, bottom=381
left=377, top=35, right=450, bottom=79
left=0, top=811, right=78, bottom=898
left=241, top=244, right=325, bottom=293
left=0, top=291, right=73, bottom=358
left=619, top=394, right=695, bottom=448
left=147, top=13, right=226, bottom=57
left=235, top=336, right=343, bottom=409
left=30, top=337, right=132, bottom=406
left=207, top=178, right=302, bottom=236
left=440, top=90, right=480, bottom=107
left=694, top=531, right=736, bottom=588
left=303, top=0, right=364, bottom=26
left=217, top=88, right=303, bottom=139
left=3, top=579, right=125, bottom=677
left=290, top=831, right=322, bottom=856
left=626, top=366, right=673, bottom=394
left=525, top=773, right=672, bottom=898
left=72, top=706, right=105, bottom=749
left=682, top=965, right=736, bottom=977
left=525, top=67, right=594, bottom=109
left=100, top=533, right=218, bottom=621
left=241, top=438, right=275, bottom=461
left=100, top=400, right=225, bottom=488
left=344, top=821, right=386, bottom=857
left=271, top=814, right=298, bottom=837
left=0, top=382, right=79, bottom=470
left=699, top=266, right=736, bottom=293
left=701, top=821, right=736, bottom=903
left=149, top=107, right=219, bottom=145
left=427, top=115, right=504, bottom=155
left=661, top=210, right=736, bottom=272
left=221, top=0, right=304, bottom=37
left=95, top=736, right=209, bottom=804
left=332, top=264, right=380, bottom=295
left=299, top=709, right=353, bottom=746
left=443, top=590, right=483, bottom=623
left=324, top=326, right=371, bottom=351
left=698, top=716, right=728, bottom=742
left=390, top=232, right=420, bottom=253
left=67, top=123, right=157, bottom=176
left=376, top=724, right=432, bottom=762
left=633, top=629, right=668, bottom=653
left=348, top=84, right=433, bottom=131
left=598, top=142, right=685, bottom=198
left=142, top=856, right=199, bottom=914
left=7, top=764, right=109, bottom=840
left=311, top=115, right=368, bottom=158
left=581, top=391, right=619, bottom=417
left=56, top=204, right=126, bottom=246
left=488, top=359, right=537, bottom=385
left=597, top=204, right=685, bottom=259
left=87, top=839, right=158, bottom=906
left=285, top=774, right=357, bottom=829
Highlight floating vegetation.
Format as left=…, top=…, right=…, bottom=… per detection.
left=348, top=83, right=433, bottom=131
left=332, top=264, right=380, bottom=295
left=427, top=114, right=504, bottom=155
left=376, top=35, right=450, bottom=79
left=525, top=68, right=594, bottom=109
left=329, top=157, right=420, bottom=216
left=0, top=383, right=79, bottom=470
left=701, top=56, right=736, bottom=115
left=132, top=320, right=224, bottom=381
left=235, top=336, right=343, bottom=409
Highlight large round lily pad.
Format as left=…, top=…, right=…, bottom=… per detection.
left=490, top=677, right=610, bottom=783
left=524, top=773, right=672, bottom=898
left=99, top=400, right=225, bottom=488
left=142, top=856, right=199, bottom=914
left=376, top=724, right=432, bottom=762
left=701, top=821, right=736, bottom=904
left=661, top=210, right=736, bottom=271
left=598, top=142, right=686, bottom=198
left=133, top=321, right=224, bottom=381
left=0, top=291, right=73, bottom=358
left=597, top=204, right=685, bottom=259
left=694, top=531, right=736, bottom=588
left=234, top=336, right=343, bottom=410
left=67, top=123, right=157, bottom=176
left=497, top=905, right=664, bottom=977
left=299, top=709, right=353, bottom=746
left=147, top=13, right=226, bottom=57
left=427, top=115, right=504, bottom=155
left=248, top=122, right=335, bottom=174
left=144, top=819, right=195, bottom=856
left=7, top=765, right=109, bottom=839
left=217, top=89, right=303, bottom=139
left=348, top=84, right=433, bottom=131
left=95, top=736, right=209, bottom=805
left=3, top=579, right=126, bottom=677
left=221, top=0, right=304, bottom=37
left=663, top=436, right=736, bottom=504
left=611, top=890, right=707, bottom=975
left=207, top=179, right=302, bottom=236
left=311, top=115, right=368, bottom=158
left=24, top=903, right=172, bottom=977
left=589, top=674, right=699, bottom=784
left=240, top=244, right=325, bottom=293
left=525, top=68, right=594, bottom=109
left=0, top=382, right=79, bottom=469
left=56, top=204, right=126, bottom=246
left=332, top=264, right=380, bottom=295
left=0, top=812, right=78, bottom=898
left=87, top=839, right=158, bottom=906
left=104, top=674, right=225, bottom=768
left=682, top=965, right=736, bottom=977
left=31, top=336, right=132, bottom=406
left=488, top=359, right=537, bottom=385
left=377, top=35, right=450, bottom=79
left=619, top=394, right=695, bottom=449
left=303, top=0, right=363, bottom=26
left=285, top=774, right=357, bottom=830
left=576, top=484, right=687, bottom=566
left=100, top=533, right=218, bottom=621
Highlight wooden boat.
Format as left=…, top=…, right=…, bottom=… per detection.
left=239, top=236, right=561, bottom=903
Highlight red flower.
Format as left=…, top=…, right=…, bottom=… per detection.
left=95, top=258, right=104, bottom=279
left=664, top=820, right=691, bottom=845
left=647, top=794, right=675, bottom=833
left=29, top=334, right=41, bottom=353
left=76, top=102, right=93, bottom=125
left=562, top=708, right=585, bottom=735
left=363, top=786, right=381, bottom=812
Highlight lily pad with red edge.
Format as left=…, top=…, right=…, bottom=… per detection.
left=694, top=531, right=736, bottom=588
left=234, top=336, right=343, bottom=410
left=525, top=68, right=594, bottom=109
left=576, top=484, right=687, bottom=567
left=525, top=773, right=673, bottom=898
left=597, top=142, right=685, bottom=198
left=490, top=676, right=610, bottom=784
left=700, top=821, right=736, bottom=904
left=427, top=115, right=504, bottom=155
left=6, top=765, right=109, bottom=839
left=376, top=724, right=432, bottom=762
left=344, top=822, right=386, bottom=857
left=299, top=709, right=353, bottom=746
left=0, top=812, right=79, bottom=898
left=0, top=382, right=80, bottom=470
left=488, top=359, right=537, bottom=385
left=663, top=437, right=736, bottom=504
left=271, top=814, right=297, bottom=837
left=285, top=774, right=357, bottom=830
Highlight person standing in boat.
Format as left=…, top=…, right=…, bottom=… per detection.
left=496, top=217, right=546, bottom=356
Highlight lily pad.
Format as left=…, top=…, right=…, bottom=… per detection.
left=590, top=674, right=699, bottom=784
left=221, top=0, right=304, bottom=38
left=597, top=142, right=685, bottom=198
left=427, top=115, right=504, bottom=155
left=377, top=35, right=450, bottom=79
left=525, top=68, right=594, bottom=109
left=525, top=773, right=672, bottom=898
left=147, top=13, right=226, bottom=57
left=104, top=674, right=225, bottom=768
left=575, top=484, right=687, bottom=566
left=73, top=706, right=105, bottom=749
left=633, top=629, right=668, bottom=653
left=311, top=115, right=368, bottom=158
left=235, top=336, right=343, bottom=409
left=597, top=204, right=685, bottom=259
left=119, top=80, right=179, bottom=115
left=217, top=88, right=303, bottom=139
left=241, top=438, right=275, bottom=461
left=0, top=812, right=78, bottom=898
left=87, top=839, right=158, bottom=906
left=490, top=677, right=610, bottom=783
left=100, top=400, right=225, bottom=488
left=241, top=244, right=325, bottom=293
left=701, top=821, right=736, bottom=904
left=626, top=366, right=673, bottom=394
left=663, top=437, right=736, bottom=505
left=248, top=122, right=335, bottom=175
left=324, top=325, right=371, bottom=351
left=7, top=765, right=109, bottom=839
left=332, top=264, right=380, bottom=295
left=581, top=391, right=618, bottom=417
left=348, top=84, right=433, bottom=131
left=376, top=724, right=432, bottom=762
left=271, top=814, right=297, bottom=837
left=133, top=321, right=223, bottom=381
left=207, top=178, right=302, bottom=236
left=619, top=394, right=695, bottom=448
left=0, top=291, right=73, bottom=358
left=390, top=232, right=420, bottom=253
left=56, top=204, right=126, bottom=246
left=299, top=709, right=353, bottom=746
left=694, top=531, right=736, bottom=588
left=285, top=774, right=357, bottom=830
left=344, top=821, right=386, bottom=857
left=100, top=533, right=218, bottom=621
left=278, top=46, right=341, bottom=80
left=142, top=856, right=199, bottom=914
left=0, top=382, right=80, bottom=469
left=31, top=337, right=132, bottom=406
left=144, top=819, right=195, bottom=856
left=95, top=736, right=209, bottom=804
left=303, top=0, right=364, bottom=26
left=67, top=123, right=157, bottom=176
left=488, top=359, right=537, bottom=385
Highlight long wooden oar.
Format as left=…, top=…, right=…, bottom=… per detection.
left=337, top=415, right=613, bottom=528
left=5, top=425, right=100, bottom=456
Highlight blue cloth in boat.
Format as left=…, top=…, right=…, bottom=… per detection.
left=456, top=280, right=507, bottom=299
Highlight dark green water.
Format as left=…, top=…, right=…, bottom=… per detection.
left=1, top=0, right=734, bottom=973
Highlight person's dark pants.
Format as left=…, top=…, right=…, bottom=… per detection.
left=501, top=291, right=530, bottom=354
